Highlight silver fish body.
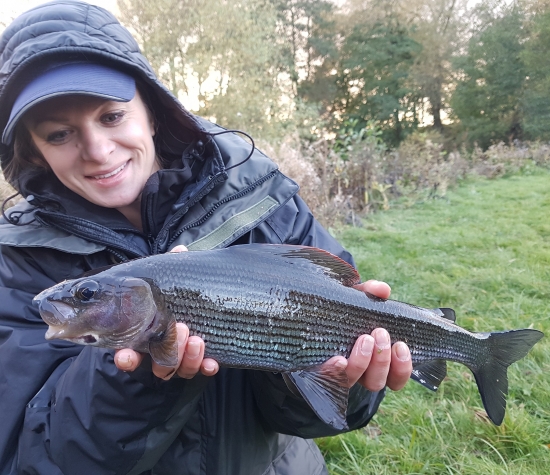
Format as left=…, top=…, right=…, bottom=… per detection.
left=33, top=244, right=544, bottom=429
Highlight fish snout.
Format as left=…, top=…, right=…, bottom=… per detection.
left=35, top=298, right=77, bottom=326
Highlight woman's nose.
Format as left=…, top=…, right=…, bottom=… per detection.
left=78, top=127, right=115, bottom=163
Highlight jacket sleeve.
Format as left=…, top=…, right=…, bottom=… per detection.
left=0, top=245, right=208, bottom=475
left=238, top=194, right=386, bottom=437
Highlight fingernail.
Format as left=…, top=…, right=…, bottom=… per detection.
left=203, top=361, right=216, bottom=374
left=335, top=357, right=347, bottom=370
left=395, top=342, right=411, bottom=362
left=117, top=354, right=133, bottom=371
left=373, top=329, right=391, bottom=351
left=360, top=335, right=374, bottom=357
left=160, top=368, right=176, bottom=380
left=186, top=340, right=201, bottom=359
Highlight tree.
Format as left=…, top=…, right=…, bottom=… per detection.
left=118, top=0, right=284, bottom=138
left=521, top=1, right=550, bottom=140
left=406, top=0, right=470, bottom=130
left=272, top=0, right=336, bottom=93
left=450, top=1, right=527, bottom=148
left=332, top=12, right=422, bottom=146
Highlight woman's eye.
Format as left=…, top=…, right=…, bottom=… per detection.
left=102, top=111, right=125, bottom=125
left=46, top=130, right=71, bottom=143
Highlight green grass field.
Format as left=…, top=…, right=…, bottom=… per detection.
left=317, top=171, right=550, bottom=474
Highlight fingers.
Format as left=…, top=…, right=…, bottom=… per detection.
left=115, top=348, right=144, bottom=372
left=175, top=336, right=219, bottom=378
left=200, top=358, right=219, bottom=377
left=175, top=335, right=204, bottom=378
left=354, top=280, right=391, bottom=299
left=344, top=334, right=374, bottom=387
left=116, top=323, right=219, bottom=380
left=116, top=247, right=220, bottom=380
left=170, top=245, right=188, bottom=253
left=386, top=341, right=412, bottom=391
left=346, top=329, right=412, bottom=392
left=356, top=328, right=392, bottom=391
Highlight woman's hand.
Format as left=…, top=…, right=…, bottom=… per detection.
left=114, top=322, right=220, bottom=380
left=321, top=279, right=412, bottom=391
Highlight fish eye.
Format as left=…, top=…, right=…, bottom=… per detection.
left=74, top=280, right=100, bottom=302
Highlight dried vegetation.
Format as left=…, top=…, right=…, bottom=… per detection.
left=267, top=132, right=550, bottom=228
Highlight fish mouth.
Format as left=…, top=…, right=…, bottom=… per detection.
left=45, top=325, right=69, bottom=340
left=36, top=299, right=76, bottom=325
left=45, top=326, right=98, bottom=344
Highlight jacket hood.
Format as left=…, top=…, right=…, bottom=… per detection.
left=0, top=0, right=207, bottom=175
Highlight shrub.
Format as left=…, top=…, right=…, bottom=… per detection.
left=266, top=130, right=550, bottom=228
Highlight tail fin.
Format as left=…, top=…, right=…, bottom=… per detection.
left=472, top=329, right=543, bottom=425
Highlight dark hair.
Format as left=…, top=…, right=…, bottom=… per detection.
left=3, top=123, right=48, bottom=191
left=3, top=80, right=169, bottom=192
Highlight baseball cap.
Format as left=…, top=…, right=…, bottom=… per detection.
left=2, top=62, right=136, bottom=145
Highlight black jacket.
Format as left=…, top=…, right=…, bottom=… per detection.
left=0, top=2, right=384, bottom=474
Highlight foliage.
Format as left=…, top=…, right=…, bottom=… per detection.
left=272, top=0, right=337, bottom=93
left=406, top=0, right=470, bottom=130
left=318, top=171, right=550, bottom=474
left=118, top=0, right=285, bottom=138
left=468, top=140, right=550, bottom=177
left=331, top=14, right=423, bottom=146
left=0, top=173, right=16, bottom=208
left=386, top=130, right=469, bottom=197
left=451, top=1, right=527, bottom=149
left=521, top=5, right=550, bottom=140
left=115, top=0, right=550, bottom=149
left=271, top=125, right=550, bottom=228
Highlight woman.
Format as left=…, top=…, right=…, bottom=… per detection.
left=0, top=1, right=412, bottom=474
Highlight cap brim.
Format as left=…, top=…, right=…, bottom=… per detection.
left=2, top=62, right=135, bottom=145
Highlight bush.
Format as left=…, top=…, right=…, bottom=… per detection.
left=0, top=174, right=17, bottom=211
left=266, top=129, right=550, bottom=228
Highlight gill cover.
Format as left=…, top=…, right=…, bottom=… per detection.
left=114, top=277, right=159, bottom=344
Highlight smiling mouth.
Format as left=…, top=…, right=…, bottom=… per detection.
left=90, top=161, right=128, bottom=180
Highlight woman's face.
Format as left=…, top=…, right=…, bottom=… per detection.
left=23, top=91, right=158, bottom=218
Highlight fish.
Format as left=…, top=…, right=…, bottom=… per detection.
left=33, top=244, right=543, bottom=430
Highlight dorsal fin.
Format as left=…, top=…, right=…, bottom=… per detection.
left=229, top=244, right=361, bottom=287
left=436, top=308, right=456, bottom=322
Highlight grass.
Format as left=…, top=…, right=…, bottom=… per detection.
left=317, top=171, right=550, bottom=474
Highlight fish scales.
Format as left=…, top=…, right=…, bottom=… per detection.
left=34, top=244, right=544, bottom=427
left=142, top=252, right=488, bottom=373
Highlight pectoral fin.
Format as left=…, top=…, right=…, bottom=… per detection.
left=148, top=318, right=178, bottom=367
left=283, top=364, right=350, bottom=430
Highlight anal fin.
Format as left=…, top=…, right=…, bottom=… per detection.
left=283, top=365, right=350, bottom=431
left=411, top=359, right=447, bottom=391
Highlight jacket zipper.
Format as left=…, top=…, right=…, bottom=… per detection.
left=165, top=169, right=278, bottom=249
left=151, top=171, right=227, bottom=254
